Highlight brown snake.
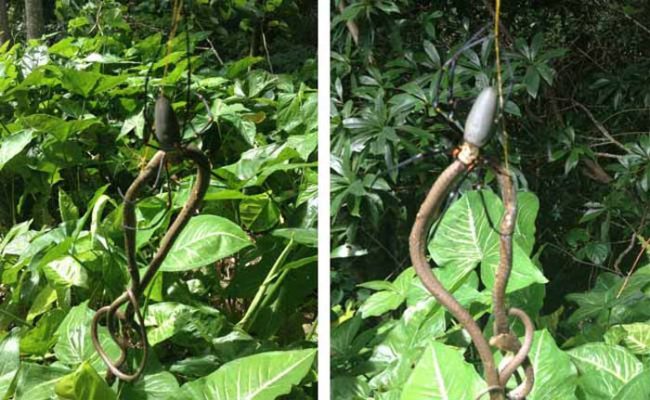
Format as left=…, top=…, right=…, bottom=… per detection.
left=91, top=145, right=211, bottom=381
left=410, top=87, right=535, bottom=400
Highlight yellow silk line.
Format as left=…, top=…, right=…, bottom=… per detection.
left=493, top=0, right=509, bottom=169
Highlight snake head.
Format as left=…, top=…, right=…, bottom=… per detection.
left=463, top=86, right=497, bottom=147
left=154, top=94, right=181, bottom=151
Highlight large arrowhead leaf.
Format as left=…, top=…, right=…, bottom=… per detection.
left=54, top=302, right=120, bottom=374
left=160, top=215, right=253, bottom=272
left=144, top=302, right=225, bottom=346
left=172, top=348, right=316, bottom=400
left=0, top=335, right=19, bottom=398
left=614, top=369, right=650, bottom=399
left=514, top=191, right=539, bottom=255
left=568, top=342, right=642, bottom=398
left=429, top=190, right=547, bottom=293
left=526, top=330, right=578, bottom=400
left=605, top=323, right=650, bottom=355
left=42, top=255, right=88, bottom=288
left=54, top=361, right=116, bottom=400
left=400, top=341, right=486, bottom=399
left=14, top=363, right=70, bottom=400
left=121, top=371, right=179, bottom=400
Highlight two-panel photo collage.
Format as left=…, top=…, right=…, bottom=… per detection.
left=0, top=1, right=648, bottom=399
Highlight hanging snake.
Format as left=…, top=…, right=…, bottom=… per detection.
left=91, top=94, right=211, bottom=381
left=409, top=87, right=534, bottom=400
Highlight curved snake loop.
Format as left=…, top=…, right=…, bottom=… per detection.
left=409, top=144, right=502, bottom=399
left=489, top=163, right=535, bottom=399
left=410, top=144, right=536, bottom=400
left=91, top=146, right=211, bottom=381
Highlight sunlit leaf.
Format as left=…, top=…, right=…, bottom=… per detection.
left=429, top=190, right=547, bottom=293
left=400, top=341, right=486, bottom=399
left=568, top=343, right=643, bottom=398
left=160, top=215, right=253, bottom=272
left=54, top=361, right=116, bottom=400
left=173, top=349, right=316, bottom=400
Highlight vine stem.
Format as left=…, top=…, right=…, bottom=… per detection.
left=238, top=239, right=295, bottom=331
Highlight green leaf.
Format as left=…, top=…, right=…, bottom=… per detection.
left=614, top=369, right=650, bottom=399
left=605, top=323, right=650, bottom=355
left=359, top=290, right=405, bottom=318
left=515, top=191, right=540, bottom=255
left=26, top=285, right=57, bottom=322
left=54, top=302, right=121, bottom=374
left=429, top=191, right=547, bottom=293
left=504, top=100, right=522, bottom=117
left=173, top=349, right=316, bottom=400
left=14, top=363, right=70, bottom=400
left=226, top=56, right=264, bottom=79
left=60, top=69, right=127, bottom=97
left=54, top=361, right=116, bottom=400
left=20, top=309, right=66, bottom=355
left=358, top=280, right=396, bottom=291
left=144, top=302, right=225, bottom=346
left=0, top=335, right=20, bottom=398
left=584, top=242, right=608, bottom=265
left=271, top=228, right=317, bottom=247
left=332, top=376, right=370, bottom=400
left=406, top=266, right=477, bottom=307
left=119, top=110, right=145, bottom=140
left=523, top=66, right=541, bottom=98
left=60, top=69, right=98, bottom=97
left=0, top=130, right=33, bottom=172
left=160, top=215, right=253, bottom=272
left=526, top=330, right=578, bottom=400
left=568, top=342, right=643, bottom=398
left=423, top=40, right=441, bottom=68
left=239, top=194, right=281, bottom=232
left=121, top=371, right=179, bottom=400
left=21, top=114, right=101, bottom=141
left=169, top=355, right=220, bottom=379
left=400, top=341, right=486, bottom=399
left=58, top=189, right=79, bottom=222
left=42, top=255, right=88, bottom=288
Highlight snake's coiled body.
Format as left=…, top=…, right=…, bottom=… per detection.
left=410, top=151, right=535, bottom=400
left=409, top=156, right=501, bottom=396
left=91, top=145, right=211, bottom=381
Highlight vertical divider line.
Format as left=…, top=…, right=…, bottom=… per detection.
left=317, top=1, right=331, bottom=397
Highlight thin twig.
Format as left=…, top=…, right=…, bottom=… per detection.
left=261, top=29, right=274, bottom=73
left=573, top=101, right=630, bottom=154
left=574, top=47, right=608, bottom=73
left=617, top=236, right=650, bottom=298
left=194, top=19, right=224, bottom=65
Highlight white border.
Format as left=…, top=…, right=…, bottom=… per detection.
left=317, top=0, right=331, bottom=397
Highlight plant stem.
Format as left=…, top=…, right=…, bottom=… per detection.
left=238, top=239, right=294, bottom=331
left=0, top=308, right=31, bottom=327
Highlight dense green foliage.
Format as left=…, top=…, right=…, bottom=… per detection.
left=331, top=1, right=650, bottom=399
left=0, top=1, right=317, bottom=399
